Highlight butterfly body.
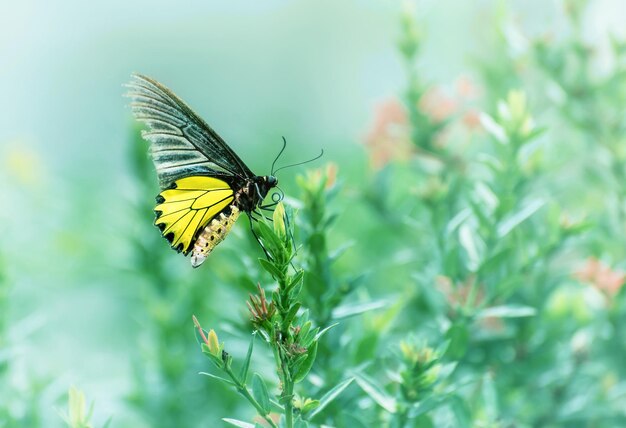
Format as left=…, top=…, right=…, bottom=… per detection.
left=190, top=204, right=240, bottom=267
left=127, top=74, right=278, bottom=267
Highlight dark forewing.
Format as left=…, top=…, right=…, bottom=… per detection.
left=126, top=74, right=255, bottom=188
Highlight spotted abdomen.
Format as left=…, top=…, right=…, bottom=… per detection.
left=190, top=205, right=241, bottom=268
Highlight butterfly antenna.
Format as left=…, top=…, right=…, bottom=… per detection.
left=273, top=149, right=324, bottom=175
left=271, top=137, right=288, bottom=176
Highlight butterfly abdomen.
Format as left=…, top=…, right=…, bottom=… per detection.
left=190, top=205, right=241, bottom=268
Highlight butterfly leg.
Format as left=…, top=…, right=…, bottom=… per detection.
left=252, top=208, right=274, bottom=222
left=247, top=213, right=272, bottom=260
left=259, top=203, right=278, bottom=211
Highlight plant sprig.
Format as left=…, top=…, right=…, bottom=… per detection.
left=195, top=202, right=346, bottom=427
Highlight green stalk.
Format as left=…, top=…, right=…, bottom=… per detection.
left=281, top=349, right=295, bottom=428
left=223, top=366, right=278, bottom=428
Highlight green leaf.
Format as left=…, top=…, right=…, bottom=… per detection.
left=473, top=182, right=498, bottom=214
left=288, top=270, right=305, bottom=291
left=497, top=199, right=545, bottom=237
left=258, top=258, right=284, bottom=280
left=476, top=153, right=503, bottom=174
left=269, top=398, right=284, bottom=411
left=479, top=112, right=508, bottom=144
left=323, top=212, right=339, bottom=229
left=223, top=418, right=255, bottom=428
left=524, top=125, right=547, bottom=141
left=476, top=305, right=536, bottom=319
left=437, top=362, right=458, bottom=381
left=446, top=208, right=472, bottom=237
left=301, top=399, right=320, bottom=414
left=290, top=353, right=309, bottom=374
left=339, top=413, right=369, bottom=428
left=328, top=241, right=354, bottom=263
left=238, top=334, right=255, bottom=383
left=255, top=220, right=284, bottom=253
left=201, top=344, right=224, bottom=368
left=459, top=224, right=484, bottom=271
left=469, top=199, right=493, bottom=231
left=308, top=377, right=355, bottom=420
left=271, top=290, right=281, bottom=311
left=315, top=322, right=339, bottom=341
left=288, top=277, right=304, bottom=300
left=482, top=372, right=498, bottom=422
left=354, top=373, right=397, bottom=413
left=408, top=396, right=446, bottom=418
left=252, top=373, right=271, bottom=415
left=103, top=416, right=113, bottom=428
left=297, top=320, right=312, bottom=343
left=294, top=340, right=318, bottom=383
left=283, top=303, right=301, bottom=330
left=331, top=299, right=388, bottom=320
left=477, top=247, right=512, bottom=275
left=199, top=372, right=236, bottom=386
left=445, top=323, right=469, bottom=359
left=294, top=418, right=309, bottom=428
left=449, top=395, right=471, bottom=428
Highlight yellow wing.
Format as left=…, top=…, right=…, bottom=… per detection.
left=154, top=176, right=234, bottom=254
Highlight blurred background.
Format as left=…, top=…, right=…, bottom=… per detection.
left=2, top=0, right=626, bottom=427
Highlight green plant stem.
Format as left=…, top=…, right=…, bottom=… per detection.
left=282, top=357, right=294, bottom=428
left=393, top=405, right=409, bottom=428
left=224, top=366, right=278, bottom=428
left=276, top=295, right=295, bottom=428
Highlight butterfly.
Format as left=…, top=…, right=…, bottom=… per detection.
left=126, top=74, right=280, bottom=268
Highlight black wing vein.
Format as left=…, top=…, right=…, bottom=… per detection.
left=126, top=74, right=255, bottom=188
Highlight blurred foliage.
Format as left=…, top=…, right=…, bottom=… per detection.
left=1, top=1, right=626, bottom=427
left=60, top=387, right=110, bottom=428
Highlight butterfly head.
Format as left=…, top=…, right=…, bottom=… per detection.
left=254, top=175, right=278, bottom=199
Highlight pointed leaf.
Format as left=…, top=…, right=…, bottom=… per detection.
left=199, top=372, right=236, bottom=386
left=294, top=341, right=318, bottom=383
left=223, top=418, right=255, bottom=428
left=476, top=305, right=536, bottom=319
left=294, top=417, right=309, bottom=428
left=446, top=208, right=472, bottom=237
left=354, top=373, right=397, bottom=413
left=308, top=378, right=355, bottom=419
left=331, top=299, right=388, bottom=320
left=459, top=224, right=483, bottom=271
left=270, top=398, right=284, bottom=411
left=328, top=241, right=355, bottom=263
left=290, top=353, right=309, bottom=373
left=252, top=373, right=271, bottom=415
left=315, top=322, right=339, bottom=341
left=297, top=320, right=312, bottom=343
left=239, top=334, right=255, bottom=383
left=255, top=220, right=284, bottom=253
left=408, top=396, right=446, bottom=418
left=449, top=395, right=471, bottom=428
left=479, top=112, right=508, bottom=144
left=301, top=399, right=320, bottom=414
left=482, top=372, right=498, bottom=422
left=258, top=258, right=284, bottom=280
left=288, top=270, right=305, bottom=291
left=497, top=199, right=545, bottom=237
left=283, top=303, right=301, bottom=329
